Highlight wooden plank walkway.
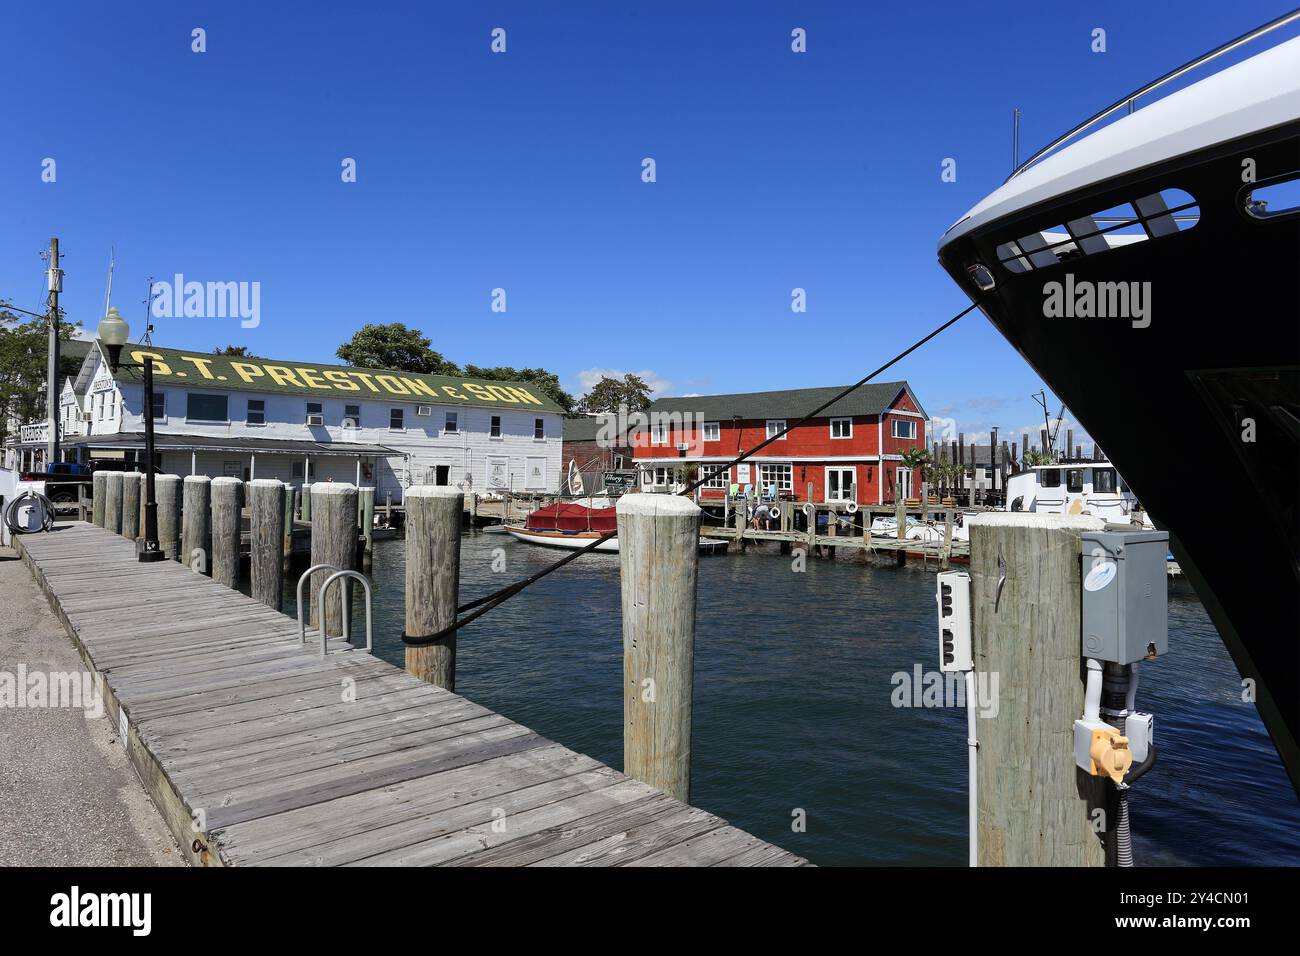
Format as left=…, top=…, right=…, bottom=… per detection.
left=15, top=523, right=808, bottom=867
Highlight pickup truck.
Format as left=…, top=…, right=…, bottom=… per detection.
left=17, top=462, right=95, bottom=506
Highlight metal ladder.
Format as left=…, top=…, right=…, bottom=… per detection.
left=295, top=563, right=374, bottom=660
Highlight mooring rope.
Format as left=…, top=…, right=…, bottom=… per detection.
left=403, top=299, right=981, bottom=647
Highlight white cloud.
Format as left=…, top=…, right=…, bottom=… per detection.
left=573, top=367, right=674, bottom=397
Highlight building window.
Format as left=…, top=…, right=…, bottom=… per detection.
left=291, top=462, right=316, bottom=480
left=247, top=399, right=265, bottom=426
left=702, top=422, right=720, bottom=442
left=151, top=392, right=166, bottom=420
left=490, top=415, right=502, bottom=438
left=306, top=402, right=323, bottom=425
left=890, top=418, right=917, bottom=440
left=643, top=465, right=673, bottom=487
left=389, top=408, right=404, bottom=431
left=703, top=465, right=729, bottom=489
left=1040, top=468, right=1061, bottom=488
left=1094, top=468, right=1117, bottom=493
left=766, top=420, right=787, bottom=440
left=344, top=404, right=361, bottom=428
left=534, top=418, right=545, bottom=440
left=187, top=393, right=229, bottom=423
left=1066, top=469, right=1085, bottom=494
left=830, top=417, right=852, bottom=439
left=444, top=411, right=458, bottom=434
left=758, top=462, right=793, bottom=492
left=650, top=422, right=667, bottom=445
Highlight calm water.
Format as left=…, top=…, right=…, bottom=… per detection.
left=288, top=531, right=1300, bottom=866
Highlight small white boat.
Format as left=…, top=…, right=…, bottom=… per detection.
left=504, top=525, right=620, bottom=552
left=869, top=515, right=946, bottom=542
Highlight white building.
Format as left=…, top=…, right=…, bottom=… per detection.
left=6, top=342, right=564, bottom=500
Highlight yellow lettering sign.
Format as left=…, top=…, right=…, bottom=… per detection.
left=263, top=365, right=304, bottom=388
left=180, top=355, right=216, bottom=379
left=463, top=383, right=495, bottom=401
left=374, top=374, right=410, bottom=395
left=323, top=370, right=360, bottom=391
left=230, top=361, right=264, bottom=384
left=296, top=367, right=328, bottom=389
left=129, top=350, right=171, bottom=375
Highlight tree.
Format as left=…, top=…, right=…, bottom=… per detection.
left=577, top=373, right=654, bottom=414
left=336, top=323, right=460, bottom=375
left=1022, top=449, right=1053, bottom=467
left=0, top=306, right=83, bottom=445
left=463, top=365, right=575, bottom=413
left=213, top=345, right=250, bottom=356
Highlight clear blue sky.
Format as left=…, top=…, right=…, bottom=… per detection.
left=1, top=1, right=1290, bottom=446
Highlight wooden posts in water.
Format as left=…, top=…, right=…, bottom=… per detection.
left=403, top=486, right=462, bottom=690
left=91, top=472, right=107, bottom=527
left=103, top=472, right=124, bottom=535
left=968, top=512, right=1107, bottom=866
left=617, top=493, right=700, bottom=803
left=281, top=486, right=296, bottom=574
left=210, top=477, right=243, bottom=588
left=895, top=484, right=906, bottom=541
left=181, top=476, right=211, bottom=573
left=941, top=508, right=954, bottom=570
left=359, top=487, right=375, bottom=568
left=249, top=479, right=286, bottom=610
left=155, top=475, right=183, bottom=560
left=309, top=483, right=358, bottom=640
left=300, top=483, right=312, bottom=522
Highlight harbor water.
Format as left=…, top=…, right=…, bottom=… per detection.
left=285, top=531, right=1300, bottom=866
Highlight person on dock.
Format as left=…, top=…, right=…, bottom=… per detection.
left=750, top=502, right=773, bottom=530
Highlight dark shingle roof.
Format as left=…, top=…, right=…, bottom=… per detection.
left=647, top=381, right=918, bottom=421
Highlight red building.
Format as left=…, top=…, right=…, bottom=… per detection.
left=632, top=381, right=928, bottom=504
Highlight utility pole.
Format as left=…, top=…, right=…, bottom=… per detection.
left=45, top=237, right=63, bottom=467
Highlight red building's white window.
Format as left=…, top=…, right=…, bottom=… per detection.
left=890, top=418, right=917, bottom=440
left=766, top=419, right=786, bottom=440
left=758, top=462, right=792, bottom=493
left=830, top=417, right=852, bottom=439
left=702, top=465, right=729, bottom=488
left=702, top=421, right=720, bottom=442
left=650, top=422, right=667, bottom=444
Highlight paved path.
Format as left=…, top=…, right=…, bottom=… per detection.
left=0, top=546, right=182, bottom=866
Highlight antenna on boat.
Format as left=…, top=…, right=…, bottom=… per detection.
left=1012, top=108, right=1021, bottom=173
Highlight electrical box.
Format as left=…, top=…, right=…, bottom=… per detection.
left=936, top=570, right=972, bottom=672
left=1080, top=528, right=1168, bottom=664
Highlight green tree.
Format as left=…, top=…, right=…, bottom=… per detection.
left=213, top=345, right=251, bottom=356
left=0, top=306, right=83, bottom=444
left=463, top=365, right=575, bottom=413
left=577, top=373, right=654, bottom=414
left=336, top=322, right=460, bottom=375
left=1022, top=449, right=1053, bottom=467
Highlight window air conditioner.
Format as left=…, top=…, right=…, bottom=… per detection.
left=306, top=414, right=324, bottom=426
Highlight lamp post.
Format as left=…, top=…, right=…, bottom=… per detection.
left=97, top=307, right=165, bottom=563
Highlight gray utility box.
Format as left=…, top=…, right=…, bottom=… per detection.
left=1080, top=528, right=1169, bottom=664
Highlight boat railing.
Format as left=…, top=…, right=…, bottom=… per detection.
left=1007, top=9, right=1300, bottom=183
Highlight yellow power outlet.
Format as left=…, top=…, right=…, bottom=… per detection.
left=1089, top=728, right=1133, bottom=784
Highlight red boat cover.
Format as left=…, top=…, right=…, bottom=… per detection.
left=525, top=503, right=617, bottom=533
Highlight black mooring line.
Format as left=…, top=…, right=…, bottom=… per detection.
left=439, top=299, right=982, bottom=639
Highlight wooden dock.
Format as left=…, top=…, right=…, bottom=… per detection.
left=15, top=522, right=808, bottom=867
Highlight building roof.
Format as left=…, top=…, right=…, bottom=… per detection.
left=104, top=344, right=565, bottom=413
left=63, top=433, right=397, bottom=456
left=562, top=415, right=633, bottom=444
left=647, top=381, right=922, bottom=421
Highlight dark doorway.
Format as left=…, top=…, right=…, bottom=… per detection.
left=435, top=465, right=451, bottom=486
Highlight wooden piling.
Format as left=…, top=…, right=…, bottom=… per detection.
left=77, top=483, right=89, bottom=523
left=103, top=471, right=124, bottom=535
left=300, top=482, right=312, bottom=522
left=359, top=487, right=375, bottom=568
left=249, top=479, right=286, bottom=610
left=941, top=508, right=954, bottom=570
left=894, top=486, right=906, bottom=541
left=617, top=493, right=700, bottom=802
left=403, top=486, right=462, bottom=690
left=309, top=483, right=358, bottom=640
left=155, top=475, right=183, bottom=560
left=91, top=471, right=107, bottom=527
left=281, top=486, right=296, bottom=574
left=181, top=475, right=211, bottom=574
left=121, top=473, right=142, bottom=543
left=968, top=512, right=1108, bottom=866
left=210, top=477, right=243, bottom=589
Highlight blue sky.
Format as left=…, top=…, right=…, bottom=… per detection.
left=1, top=1, right=1290, bottom=447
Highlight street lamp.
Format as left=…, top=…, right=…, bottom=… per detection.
left=97, top=307, right=165, bottom=563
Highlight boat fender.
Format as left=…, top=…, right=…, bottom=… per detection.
left=768, top=506, right=781, bottom=519
left=845, top=501, right=858, bottom=514
left=802, top=503, right=815, bottom=516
